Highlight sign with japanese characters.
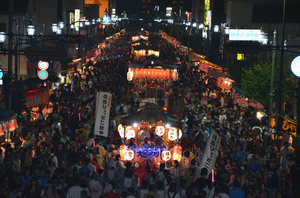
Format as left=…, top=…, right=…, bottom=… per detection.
left=94, top=91, right=112, bottom=137
left=23, top=87, right=49, bottom=108
left=197, top=130, right=221, bottom=177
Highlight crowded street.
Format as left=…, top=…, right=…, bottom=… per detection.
left=0, top=29, right=298, bottom=198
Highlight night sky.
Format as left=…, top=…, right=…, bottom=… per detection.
left=116, top=0, right=138, bottom=16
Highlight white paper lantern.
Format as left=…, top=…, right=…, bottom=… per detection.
left=161, top=150, right=171, bottom=161
left=118, top=124, right=125, bottom=138
left=168, top=127, right=177, bottom=141
left=125, top=127, right=135, bottom=140
left=155, top=126, right=165, bottom=136
left=125, top=150, right=134, bottom=160
left=168, top=127, right=182, bottom=141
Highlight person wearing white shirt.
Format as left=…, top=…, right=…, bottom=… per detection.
left=67, top=179, right=84, bottom=198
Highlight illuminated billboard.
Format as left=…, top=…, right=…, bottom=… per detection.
left=166, top=7, right=172, bottom=17
left=229, top=29, right=262, bottom=41
left=75, top=9, right=80, bottom=31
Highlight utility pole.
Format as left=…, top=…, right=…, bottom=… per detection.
left=7, top=0, right=14, bottom=111
left=269, top=30, right=276, bottom=113
left=277, top=0, right=286, bottom=117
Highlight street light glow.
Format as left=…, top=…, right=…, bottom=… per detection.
left=52, top=23, right=58, bottom=33
left=27, top=25, right=36, bottom=36
left=0, top=32, right=6, bottom=43
left=59, top=22, right=64, bottom=29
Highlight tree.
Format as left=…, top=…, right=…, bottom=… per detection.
left=241, top=62, right=295, bottom=111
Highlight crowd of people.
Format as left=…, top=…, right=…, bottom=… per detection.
left=0, top=30, right=299, bottom=198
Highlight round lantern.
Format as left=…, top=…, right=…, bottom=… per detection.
left=118, top=124, right=125, bottom=138
left=161, top=150, right=171, bottom=161
left=120, top=144, right=127, bottom=161
left=178, top=129, right=183, bottom=139
left=168, top=127, right=178, bottom=141
left=125, top=149, right=134, bottom=160
left=155, top=126, right=165, bottom=136
left=172, top=145, right=182, bottom=161
left=125, top=126, right=136, bottom=140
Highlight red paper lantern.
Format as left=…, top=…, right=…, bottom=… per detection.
left=166, top=69, right=170, bottom=79
left=135, top=68, right=140, bottom=78
left=172, top=145, right=182, bottom=161
left=120, top=144, right=127, bottom=161
left=154, top=69, right=158, bottom=79
left=150, top=69, right=154, bottom=78
left=147, top=69, right=151, bottom=78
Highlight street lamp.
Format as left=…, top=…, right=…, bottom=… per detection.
left=56, top=28, right=62, bottom=35
left=85, top=20, right=90, bottom=26
left=214, top=25, right=220, bottom=33
left=199, top=24, right=204, bottom=29
left=52, top=23, right=58, bottom=33
left=0, top=32, right=6, bottom=43
left=27, top=25, right=35, bottom=36
left=58, top=22, right=64, bottom=29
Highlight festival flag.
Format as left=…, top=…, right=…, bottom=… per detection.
left=94, top=92, right=112, bottom=137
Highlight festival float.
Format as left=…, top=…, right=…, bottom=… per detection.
left=118, top=102, right=182, bottom=179
left=127, top=60, right=178, bottom=101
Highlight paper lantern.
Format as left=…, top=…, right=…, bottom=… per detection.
left=171, top=69, right=178, bottom=81
left=127, top=70, right=133, bottom=81
left=125, top=128, right=135, bottom=140
left=161, top=150, right=171, bottom=161
left=178, top=129, right=182, bottom=139
left=168, top=127, right=182, bottom=141
left=150, top=69, right=154, bottom=78
left=147, top=69, right=151, bottom=78
left=166, top=69, right=170, bottom=79
left=155, top=126, right=165, bottom=136
left=135, top=68, right=140, bottom=78
left=125, top=149, right=134, bottom=160
left=172, top=145, right=182, bottom=161
left=120, top=144, right=127, bottom=161
left=118, top=124, right=125, bottom=138
left=168, top=127, right=177, bottom=141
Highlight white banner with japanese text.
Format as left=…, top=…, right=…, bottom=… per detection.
left=94, top=92, right=112, bottom=137
left=197, top=130, right=221, bottom=178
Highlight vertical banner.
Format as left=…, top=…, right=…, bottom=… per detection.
left=75, top=9, right=80, bottom=31
left=94, top=92, right=112, bottom=137
left=197, top=130, right=221, bottom=178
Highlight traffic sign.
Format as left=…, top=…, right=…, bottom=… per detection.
left=0, top=68, right=3, bottom=79
left=38, top=61, right=49, bottom=70
left=38, top=70, right=49, bottom=80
